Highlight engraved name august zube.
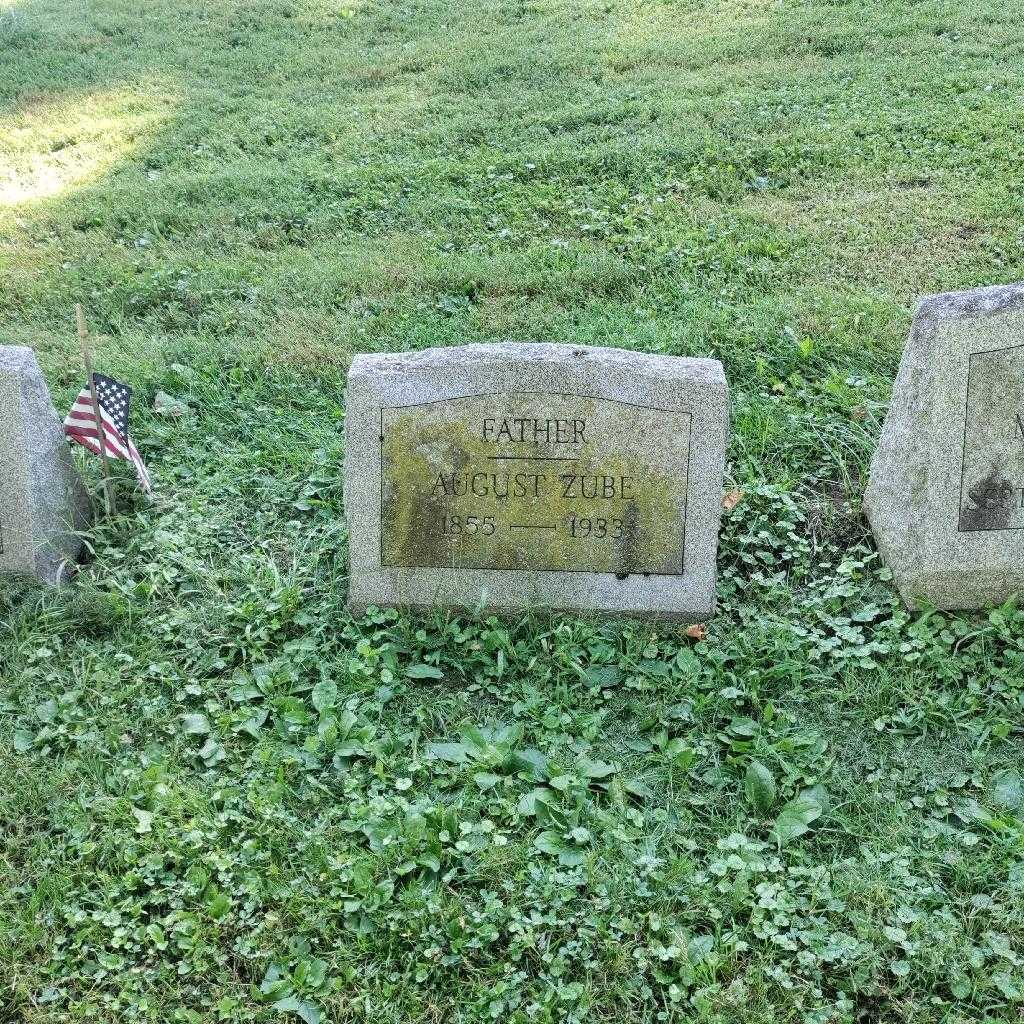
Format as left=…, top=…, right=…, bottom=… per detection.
left=379, top=393, right=692, bottom=574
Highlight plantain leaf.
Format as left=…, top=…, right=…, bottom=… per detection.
left=744, top=760, right=777, bottom=815
left=772, top=785, right=827, bottom=846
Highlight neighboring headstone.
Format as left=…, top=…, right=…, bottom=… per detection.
left=0, top=347, right=91, bottom=584
left=345, top=343, right=729, bottom=620
left=865, top=282, right=1024, bottom=609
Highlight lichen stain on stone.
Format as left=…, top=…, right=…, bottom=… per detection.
left=380, top=396, right=688, bottom=573
left=959, top=465, right=1014, bottom=532
left=381, top=413, right=480, bottom=568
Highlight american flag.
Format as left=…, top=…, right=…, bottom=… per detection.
left=63, top=373, right=152, bottom=493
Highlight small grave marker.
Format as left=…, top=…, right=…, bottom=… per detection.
left=865, top=282, right=1024, bottom=609
left=0, top=347, right=90, bottom=584
left=345, top=343, right=729, bottom=619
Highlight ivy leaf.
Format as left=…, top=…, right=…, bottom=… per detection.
left=533, top=830, right=563, bottom=857
left=992, top=972, right=1022, bottom=1001
left=511, top=747, right=548, bottom=779
left=424, top=742, right=469, bottom=764
left=198, top=738, right=226, bottom=765
left=948, top=969, right=972, bottom=1000
left=772, top=785, right=827, bottom=846
left=35, top=699, right=58, bottom=723
left=303, top=958, right=326, bottom=987
left=534, top=830, right=585, bottom=866
left=578, top=756, right=616, bottom=780
left=181, top=713, right=210, bottom=736
left=744, top=760, right=777, bottom=815
left=687, top=934, right=715, bottom=964
left=406, top=663, right=443, bottom=680
left=989, top=769, right=1022, bottom=811
left=728, top=717, right=758, bottom=739
left=207, top=891, right=232, bottom=919
left=132, top=807, right=154, bottom=834
left=238, top=708, right=269, bottom=738
left=621, top=777, right=653, bottom=801
left=229, top=679, right=263, bottom=702
left=311, top=679, right=337, bottom=714
left=664, top=738, right=696, bottom=770
left=584, top=665, right=622, bottom=688
left=272, top=995, right=321, bottom=1024
left=518, top=787, right=553, bottom=817
left=473, top=772, right=500, bottom=791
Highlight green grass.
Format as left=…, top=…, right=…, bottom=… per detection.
left=2, top=0, right=1024, bottom=1020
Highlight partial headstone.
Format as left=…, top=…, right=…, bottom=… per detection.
left=345, top=343, right=729, bottom=620
left=865, top=282, right=1024, bottom=609
left=0, top=347, right=91, bottom=584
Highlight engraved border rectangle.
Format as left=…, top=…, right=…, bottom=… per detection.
left=958, top=344, right=1024, bottom=534
left=378, top=390, right=692, bottom=575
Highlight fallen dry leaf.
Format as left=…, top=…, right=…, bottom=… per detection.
left=851, top=405, right=867, bottom=421
left=722, top=488, right=744, bottom=511
left=684, top=623, right=707, bottom=641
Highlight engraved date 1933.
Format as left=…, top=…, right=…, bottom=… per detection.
left=439, top=514, right=624, bottom=538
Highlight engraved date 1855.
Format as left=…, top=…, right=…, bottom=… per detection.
left=439, top=514, right=624, bottom=538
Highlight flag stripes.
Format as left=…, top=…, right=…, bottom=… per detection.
left=64, top=393, right=131, bottom=458
left=63, top=381, right=152, bottom=494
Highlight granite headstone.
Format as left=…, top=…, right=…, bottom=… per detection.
left=0, top=346, right=90, bottom=584
left=345, top=343, right=729, bottom=619
left=865, top=282, right=1024, bottom=609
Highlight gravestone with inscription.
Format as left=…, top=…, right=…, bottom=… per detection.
left=0, top=347, right=90, bottom=584
left=865, top=282, right=1024, bottom=609
left=345, top=343, right=729, bottom=619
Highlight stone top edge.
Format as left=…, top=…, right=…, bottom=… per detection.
left=0, top=345, right=40, bottom=371
left=914, top=280, right=1024, bottom=322
left=349, top=343, right=726, bottom=384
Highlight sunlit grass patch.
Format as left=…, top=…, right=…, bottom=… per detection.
left=0, top=85, right=174, bottom=206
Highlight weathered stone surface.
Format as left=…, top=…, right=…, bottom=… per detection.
left=345, top=343, right=729, bottom=619
left=865, top=282, right=1024, bottom=609
left=0, top=347, right=91, bottom=584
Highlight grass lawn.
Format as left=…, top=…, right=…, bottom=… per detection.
left=2, top=0, right=1024, bottom=1020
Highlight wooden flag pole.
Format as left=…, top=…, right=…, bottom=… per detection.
left=76, top=304, right=117, bottom=516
